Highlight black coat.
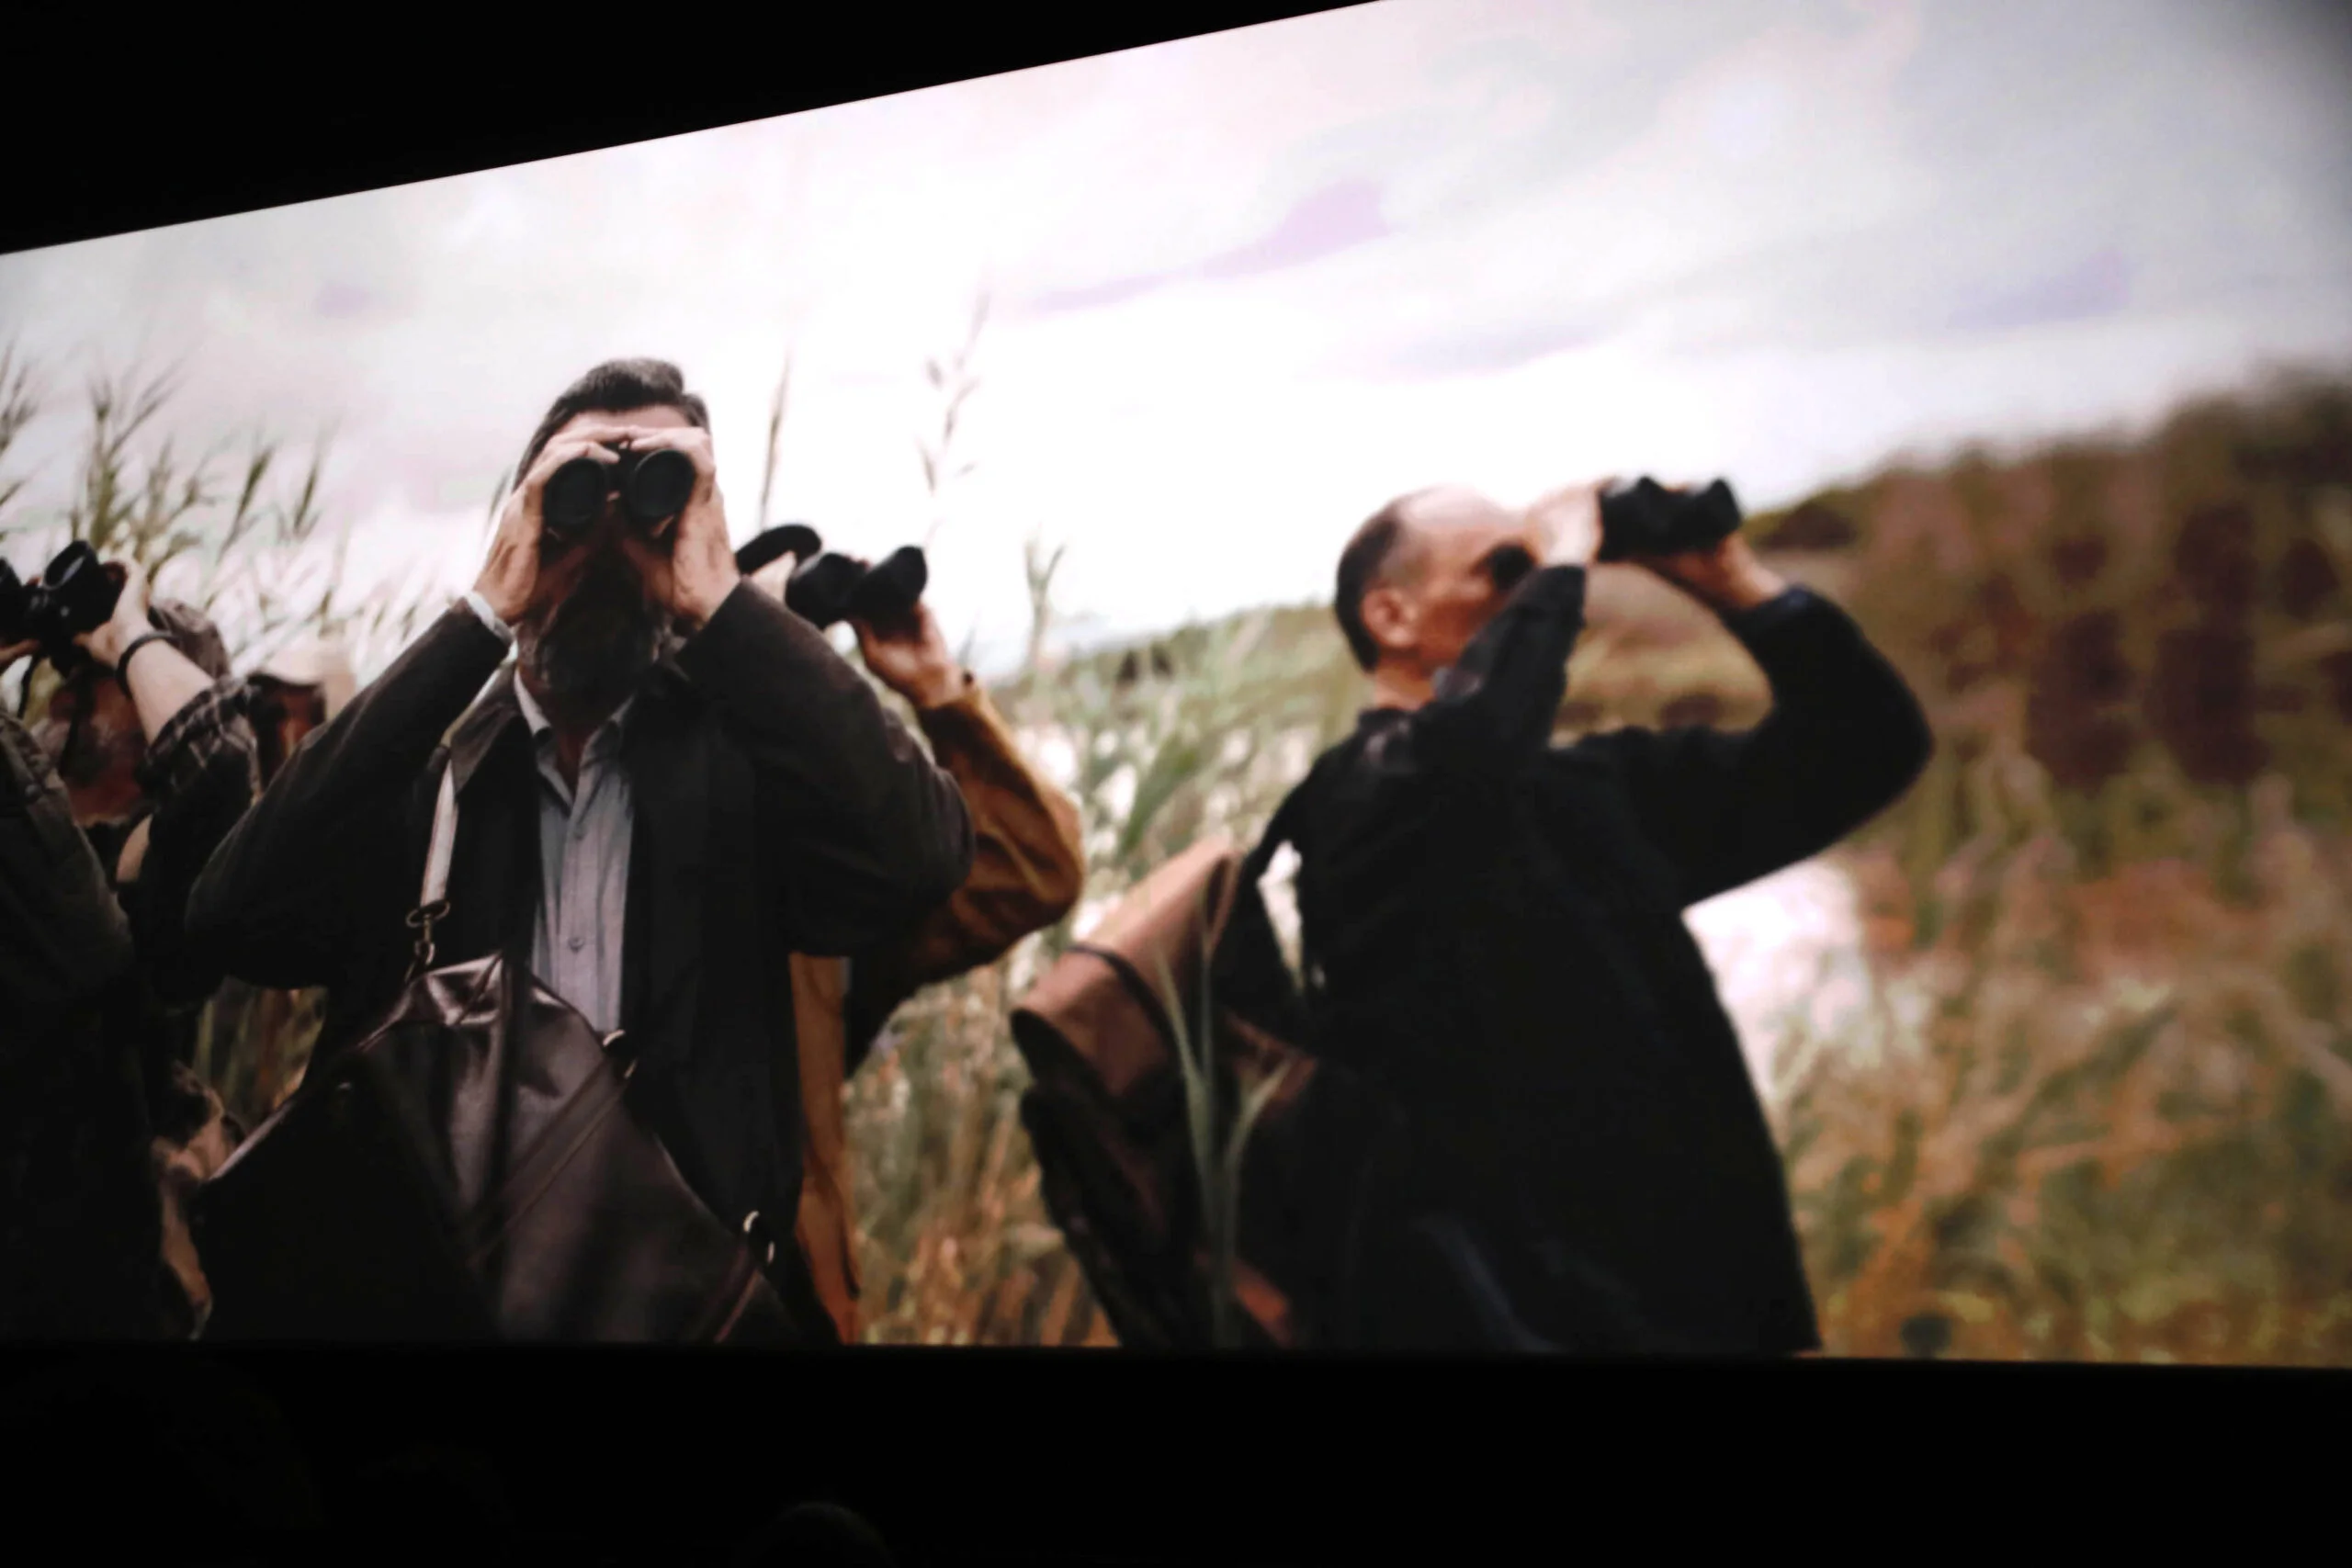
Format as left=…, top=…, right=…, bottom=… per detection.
left=0, top=707, right=166, bottom=1337
left=2, top=671, right=261, bottom=1341
left=186, top=584, right=975, bottom=1330
left=1291, top=566, right=1934, bottom=1354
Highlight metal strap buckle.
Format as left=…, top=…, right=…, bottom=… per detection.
left=403, top=898, right=451, bottom=979
left=743, top=1211, right=776, bottom=1269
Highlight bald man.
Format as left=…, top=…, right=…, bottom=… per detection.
left=1283, top=479, right=1933, bottom=1352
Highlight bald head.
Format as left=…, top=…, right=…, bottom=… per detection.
left=1334, top=486, right=1536, bottom=674
left=1396, top=485, right=1520, bottom=536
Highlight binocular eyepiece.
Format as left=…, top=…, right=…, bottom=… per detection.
left=540, top=446, right=698, bottom=544
left=1596, top=478, right=1743, bottom=562
left=734, top=525, right=928, bottom=631
left=0, top=541, right=126, bottom=665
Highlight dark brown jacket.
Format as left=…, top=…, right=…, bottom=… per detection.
left=787, top=677, right=1084, bottom=1342
left=186, top=585, right=975, bottom=1334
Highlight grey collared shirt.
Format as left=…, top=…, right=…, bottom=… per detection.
left=510, top=675, right=636, bottom=1037
left=462, top=592, right=854, bottom=1039
left=469, top=594, right=637, bottom=1034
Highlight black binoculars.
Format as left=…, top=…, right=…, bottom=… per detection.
left=1597, top=478, right=1743, bottom=562
left=0, top=541, right=125, bottom=665
left=734, top=525, right=928, bottom=631
left=539, top=446, right=698, bottom=544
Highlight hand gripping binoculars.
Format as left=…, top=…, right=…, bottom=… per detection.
left=539, top=445, right=699, bottom=545
left=0, top=541, right=126, bottom=666
left=733, top=524, right=928, bottom=631
left=1596, top=478, right=1744, bottom=562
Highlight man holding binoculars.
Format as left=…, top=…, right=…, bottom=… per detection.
left=1280, top=475, right=1935, bottom=1353
left=738, top=530, right=1085, bottom=1344
left=3, top=556, right=264, bottom=1337
left=187, top=358, right=976, bottom=1337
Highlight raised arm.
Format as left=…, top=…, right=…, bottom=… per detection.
left=185, top=604, right=506, bottom=988
left=1590, top=539, right=1934, bottom=907
left=1388, top=483, right=1606, bottom=780
left=616, top=427, right=974, bottom=955
left=121, top=675, right=260, bottom=1009
left=842, top=677, right=1085, bottom=1068
left=62, top=569, right=266, bottom=1009
left=673, top=584, right=975, bottom=950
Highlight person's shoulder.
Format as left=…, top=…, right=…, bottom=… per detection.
left=639, top=649, right=710, bottom=715
left=1315, top=715, right=1390, bottom=774
left=1547, top=721, right=1662, bottom=784
left=440, top=673, right=536, bottom=795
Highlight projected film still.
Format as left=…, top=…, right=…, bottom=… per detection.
left=4, top=0, right=2350, bottom=1359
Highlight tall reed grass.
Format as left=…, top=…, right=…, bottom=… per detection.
left=1, top=352, right=443, bottom=1127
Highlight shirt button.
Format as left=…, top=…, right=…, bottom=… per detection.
left=568, top=935, right=585, bottom=953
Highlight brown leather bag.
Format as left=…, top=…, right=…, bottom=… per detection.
left=1011, top=782, right=1392, bottom=1350
left=192, top=765, right=800, bottom=1343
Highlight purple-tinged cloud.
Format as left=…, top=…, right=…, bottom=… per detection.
left=315, top=281, right=373, bottom=319
left=1033, top=271, right=1187, bottom=313
left=1035, top=178, right=1395, bottom=314
left=1371, top=313, right=1612, bottom=379
left=1196, top=178, right=1393, bottom=280
left=1946, top=246, right=2132, bottom=333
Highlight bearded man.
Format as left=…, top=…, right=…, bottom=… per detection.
left=187, top=358, right=975, bottom=1333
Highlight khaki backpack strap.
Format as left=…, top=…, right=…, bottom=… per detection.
left=404, top=762, right=458, bottom=979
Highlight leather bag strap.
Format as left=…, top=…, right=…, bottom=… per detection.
left=405, top=762, right=458, bottom=980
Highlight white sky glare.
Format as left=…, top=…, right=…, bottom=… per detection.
left=3, top=0, right=2349, bottom=678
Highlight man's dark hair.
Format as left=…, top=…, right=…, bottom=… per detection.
left=1334, top=492, right=1428, bottom=671
left=513, top=358, right=711, bottom=488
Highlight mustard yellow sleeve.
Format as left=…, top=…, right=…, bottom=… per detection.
left=842, top=677, right=1085, bottom=1060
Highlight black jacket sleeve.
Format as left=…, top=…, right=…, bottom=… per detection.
left=673, top=581, right=975, bottom=954
left=127, top=677, right=262, bottom=1010
left=186, top=604, right=509, bottom=988
left=1380, top=566, right=1590, bottom=780
left=0, top=708, right=134, bottom=1044
left=1590, top=586, right=1935, bottom=908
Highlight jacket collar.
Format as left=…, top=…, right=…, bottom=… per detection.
left=445, top=644, right=695, bottom=796
left=446, top=667, right=526, bottom=796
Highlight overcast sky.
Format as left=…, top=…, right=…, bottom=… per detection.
left=4, top=0, right=2350, bottom=678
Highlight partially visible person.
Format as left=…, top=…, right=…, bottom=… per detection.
left=197, top=634, right=353, bottom=1122
left=0, top=1356, right=325, bottom=1548
left=29, top=564, right=261, bottom=1084
left=1, top=697, right=153, bottom=1337
left=244, top=633, right=352, bottom=788
left=743, top=547, right=1084, bottom=1342
left=1, top=559, right=261, bottom=1337
left=1282, top=478, right=1933, bottom=1352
